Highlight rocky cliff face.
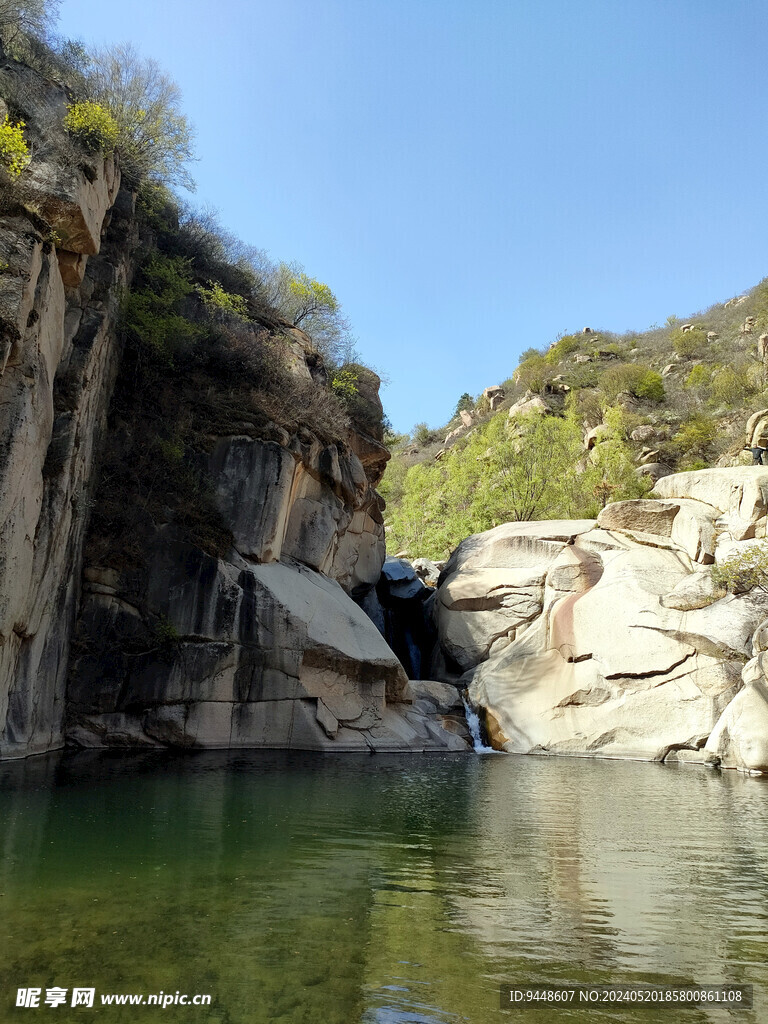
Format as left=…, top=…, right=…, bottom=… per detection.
left=431, top=467, right=768, bottom=773
left=67, top=419, right=469, bottom=752
left=0, top=56, right=133, bottom=757
left=0, top=55, right=469, bottom=759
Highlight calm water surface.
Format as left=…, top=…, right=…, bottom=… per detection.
left=0, top=751, right=766, bottom=1023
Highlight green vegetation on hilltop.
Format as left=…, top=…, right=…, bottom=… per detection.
left=382, top=285, right=768, bottom=560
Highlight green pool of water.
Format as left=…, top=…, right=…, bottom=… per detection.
left=0, top=751, right=766, bottom=1022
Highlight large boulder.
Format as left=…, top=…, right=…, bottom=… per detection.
left=69, top=536, right=466, bottom=752
left=431, top=480, right=768, bottom=764
left=597, top=497, right=718, bottom=564
left=508, top=394, right=550, bottom=419
left=654, top=467, right=768, bottom=523
left=435, top=567, right=545, bottom=671
left=706, top=652, right=768, bottom=773
left=654, top=467, right=768, bottom=543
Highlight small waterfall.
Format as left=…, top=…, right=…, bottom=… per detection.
left=462, top=696, right=497, bottom=753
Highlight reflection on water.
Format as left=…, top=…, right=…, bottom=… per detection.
left=0, top=751, right=766, bottom=1022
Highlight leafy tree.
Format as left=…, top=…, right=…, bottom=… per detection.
left=483, top=415, right=583, bottom=521
left=0, top=0, right=59, bottom=42
left=287, top=273, right=337, bottom=326
left=454, top=392, right=474, bottom=416
left=81, top=43, right=195, bottom=189
left=265, top=261, right=356, bottom=365
left=712, top=543, right=768, bottom=595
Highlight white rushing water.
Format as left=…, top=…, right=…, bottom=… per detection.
left=462, top=696, right=497, bottom=753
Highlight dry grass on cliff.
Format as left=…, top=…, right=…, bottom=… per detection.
left=86, top=305, right=354, bottom=570
left=204, top=322, right=351, bottom=443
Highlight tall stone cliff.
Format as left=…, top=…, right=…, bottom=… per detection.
left=0, top=55, right=469, bottom=759
left=0, top=55, right=130, bottom=756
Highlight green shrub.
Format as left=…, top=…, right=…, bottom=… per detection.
left=635, top=370, right=665, bottom=402
left=545, top=333, right=580, bottom=365
left=196, top=281, right=248, bottom=321
left=684, top=364, right=711, bottom=389
left=0, top=115, right=30, bottom=177
left=152, top=615, right=180, bottom=646
left=515, top=354, right=551, bottom=393
left=710, top=365, right=753, bottom=406
left=156, top=437, right=184, bottom=463
left=599, top=363, right=664, bottom=403
left=123, top=253, right=201, bottom=364
left=594, top=343, right=623, bottom=358
left=565, top=363, right=600, bottom=389
left=670, top=415, right=717, bottom=462
left=671, top=326, right=708, bottom=358
left=712, top=543, right=768, bottom=595
left=331, top=368, right=358, bottom=399
left=63, top=101, right=120, bottom=153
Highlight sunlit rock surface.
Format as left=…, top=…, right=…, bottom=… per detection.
left=432, top=474, right=768, bottom=770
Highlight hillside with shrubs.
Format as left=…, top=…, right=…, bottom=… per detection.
left=380, top=287, right=768, bottom=560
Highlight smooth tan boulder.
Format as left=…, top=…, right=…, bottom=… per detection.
left=508, top=394, right=550, bottom=419
left=433, top=482, right=768, bottom=764
left=443, top=520, right=595, bottom=576
left=706, top=655, right=768, bottom=774
left=654, top=467, right=768, bottom=523
left=670, top=499, right=719, bottom=563
left=436, top=567, right=545, bottom=670
left=597, top=499, right=679, bottom=536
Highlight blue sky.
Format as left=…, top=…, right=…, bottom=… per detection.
left=57, top=0, right=768, bottom=433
